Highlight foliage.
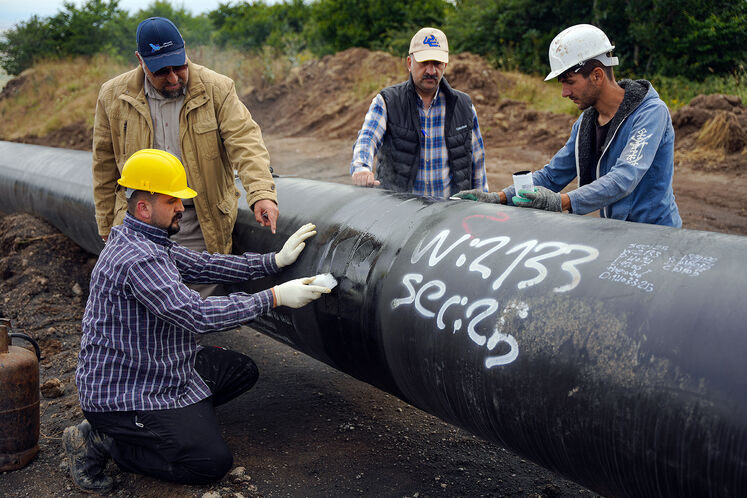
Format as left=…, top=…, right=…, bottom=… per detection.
left=0, top=15, right=58, bottom=75
left=0, top=0, right=742, bottom=88
left=650, top=72, right=747, bottom=111
left=209, top=0, right=310, bottom=60
left=133, top=1, right=213, bottom=47
left=444, top=0, right=746, bottom=81
left=0, top=1, right=131, bottom=74
left=307, top=0, right=450, bottom=56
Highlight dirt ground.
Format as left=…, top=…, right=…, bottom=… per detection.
left=0, top=48, right=744, bottom=497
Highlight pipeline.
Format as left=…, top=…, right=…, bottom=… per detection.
left=1, top=140, right=746, bottom=497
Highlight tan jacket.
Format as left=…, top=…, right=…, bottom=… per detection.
left=92, top=62, right=276, bottom=253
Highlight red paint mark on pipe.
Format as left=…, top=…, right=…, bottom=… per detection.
left=462, top=213, right=510, bottom=235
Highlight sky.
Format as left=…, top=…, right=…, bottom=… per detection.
left=0, top=0, right=226, bottom=30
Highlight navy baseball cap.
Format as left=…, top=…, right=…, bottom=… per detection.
left=136, top=17, right=186, bottom=73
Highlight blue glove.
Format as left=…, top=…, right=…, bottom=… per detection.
left=512, top=186, right=562, bottom=212
left=452, top=189, right=502, bottom=203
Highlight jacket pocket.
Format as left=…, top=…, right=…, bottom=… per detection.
left=193, top=118, right=220, bottom=159
left=216, top=193, right=238, bottom=237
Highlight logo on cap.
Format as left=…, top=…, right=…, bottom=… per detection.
left=149, top=41, right=174, bottom=53
left=423, top=35, right=440, bottom=48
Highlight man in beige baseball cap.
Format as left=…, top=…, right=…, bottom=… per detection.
left=350, top=27, right=487, bottom=199
left=409, top=27, right=449, bottom=64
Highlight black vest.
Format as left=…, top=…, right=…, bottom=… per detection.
left=376, top=77, right=474, bottom=195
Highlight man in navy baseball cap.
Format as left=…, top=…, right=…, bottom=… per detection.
left=136, top=17, right=186, bottom=73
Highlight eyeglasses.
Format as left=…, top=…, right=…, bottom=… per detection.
left=152, top=64, right=188, bottom=77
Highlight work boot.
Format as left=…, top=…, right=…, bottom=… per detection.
left=62, top=420, right=114, bottom=493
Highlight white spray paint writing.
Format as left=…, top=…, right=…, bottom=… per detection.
left=410, top=230, right=599, bottom=293
left=662, top=254, right=717, bottom=276
left=598, top=243, right=667, bottom=292
left=392, top=229, right=599, bottom=368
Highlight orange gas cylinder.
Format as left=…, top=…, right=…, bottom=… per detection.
left=0, top=318, right=40, bottom=471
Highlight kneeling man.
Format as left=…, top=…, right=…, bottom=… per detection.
left=64, top=149, right=330, bottom=492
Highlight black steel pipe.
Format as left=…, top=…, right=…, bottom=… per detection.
left=1, top=140, right=746, bottom=497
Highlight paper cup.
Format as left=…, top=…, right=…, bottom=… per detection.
left=512, top=170, right=534, bottom=195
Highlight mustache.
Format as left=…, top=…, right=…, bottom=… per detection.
left=422, top=74, right=438, bottom=80
left=173, top=212, right=183, bottom=221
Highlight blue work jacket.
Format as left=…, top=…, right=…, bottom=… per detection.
left=508, top=80, right=681, bottom=227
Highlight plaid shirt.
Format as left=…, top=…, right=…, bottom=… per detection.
left=76, top=213, right=278, bottom=412
left=351, top=90, right=488, bottom=198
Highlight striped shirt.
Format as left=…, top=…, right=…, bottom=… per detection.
left=76, top=213, right=278, bottom=412
left=351, top=90, right=488, bottom=198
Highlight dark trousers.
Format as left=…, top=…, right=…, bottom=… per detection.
left=84, top=346, right=258, bottom=484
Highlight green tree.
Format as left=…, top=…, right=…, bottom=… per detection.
left=0, top=0, right=131, bottom=74
left=308, top=0, right=450, bottom=56
left=444, top=0, right=745, bottom=80
left=209, top=0, right=311, bottom=55
left=616, top=0, right=746, bottom=80
left=0, top=16, right=58, bottom=74
left=445, top=0, right=593, bottom=72
left=134, top=1, right=213, bottom=47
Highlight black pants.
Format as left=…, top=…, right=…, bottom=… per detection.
left=84, top=346, right=258, bottom=484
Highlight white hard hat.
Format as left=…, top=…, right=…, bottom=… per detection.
left=545, top=24, right=619, bottom=81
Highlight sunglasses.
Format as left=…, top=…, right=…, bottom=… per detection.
left=152, top=64, right=188, bottom=77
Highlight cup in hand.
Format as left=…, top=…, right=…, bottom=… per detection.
left=512, top=170, right=534, bottom=197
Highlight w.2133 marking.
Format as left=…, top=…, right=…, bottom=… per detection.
left=391, top=230, right=599, bottom=368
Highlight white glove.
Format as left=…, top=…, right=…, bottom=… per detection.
left=273, top=276, right=331, bottom=308
left=275, top=223, right=317, bottom=268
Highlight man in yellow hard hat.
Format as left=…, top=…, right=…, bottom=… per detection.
left=63, top=149, right=330, bottom=492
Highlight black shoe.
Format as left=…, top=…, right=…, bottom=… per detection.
left=62, top=420, right=114, bottom=493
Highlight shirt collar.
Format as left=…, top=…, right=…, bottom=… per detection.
left=414, top=85, right=442, bottom=109
left=123, top=212, right=173, bottom=247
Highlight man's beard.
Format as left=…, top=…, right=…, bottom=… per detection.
left=159, top=84, right=185, bottom=99
left=167, top=212, right=182, bottom=236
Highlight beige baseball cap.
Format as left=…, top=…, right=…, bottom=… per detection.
left=409, top=27, right=449, bottom=64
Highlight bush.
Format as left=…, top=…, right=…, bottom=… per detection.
left=0, top=0, right=742, bottom=86
left=0, top=1, right=132, bottom=75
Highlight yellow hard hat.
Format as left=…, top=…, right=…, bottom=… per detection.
left=118, top=149, right=197, bottom=199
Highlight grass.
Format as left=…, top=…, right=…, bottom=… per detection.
left=648, top=72, right=744, bottom=111
left=0, top=54, right=129, bottom=140
left=499, top=68, right=744, bottom=115
left=187, top=44, right=311, bottom=93
left=501, top=71, right=581, bottom=116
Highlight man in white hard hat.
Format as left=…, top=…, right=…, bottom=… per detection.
left=456, top=24, right=681, bottom=227
left=350, top=27, right=488, bottom=199
left=63, top=150, right=330, bottom=493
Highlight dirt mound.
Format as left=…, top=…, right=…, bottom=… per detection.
left=243, top=47, right=402, bottom=140
left=672, top=94, right=745, bottom=171
left=0, top=74, right=27, bottom=102
left=242, top=48, right=574, bottom=155
left=16, top=121, right=92, bottom=151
